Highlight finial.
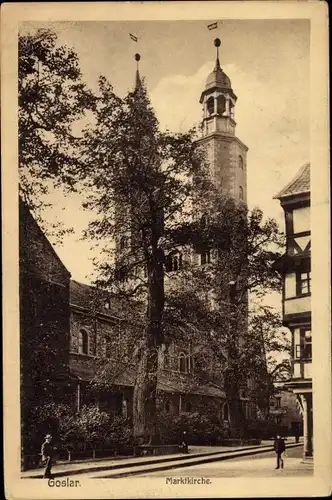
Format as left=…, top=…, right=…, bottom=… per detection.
left=134, top=53, right=141, bottom=89
left=214, top=38, right=221, bottom=70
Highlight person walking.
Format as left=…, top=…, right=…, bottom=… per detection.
left=180, top=431, right=189, bottom=454
left=41, top=434, right=53, bottom=479
left=273, top=434, right=286, bottom=469
left=294, top=428, right=300, bottom=443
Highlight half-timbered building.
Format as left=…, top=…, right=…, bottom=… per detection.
left=274, top=163, right=312, bottom=461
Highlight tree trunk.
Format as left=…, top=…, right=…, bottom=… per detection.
left=224, top=367, right=247, bottom=439
left=133, top=226, right=164, bottom=445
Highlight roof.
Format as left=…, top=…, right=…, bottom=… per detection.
left=205, top=58, right=232, bottom=91
left=274, top=163, right=310, bottom=199
left=70, top=280, right=140, bottom=320
left=19, top=198, right=71, bottom=283
left=69, top=362, right=225, bottom=399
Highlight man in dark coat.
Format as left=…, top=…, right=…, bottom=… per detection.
left=41, top=434, right=53, bottom=478
left=180, top=431, right=189, bottom=454
left=273, top=434, right=286, bottom=469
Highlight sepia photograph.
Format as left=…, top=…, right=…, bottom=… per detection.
left=2, top=2, right=330, bottom=499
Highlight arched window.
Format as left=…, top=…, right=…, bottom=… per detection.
left=201, top=213, right=208, bottom=227
left=119, top=236, right=128, bottom=250
left=200, top=250, right=211, bottom=265
left=179, top=353, right=187, bottom=373
left=230, top=101, right=235, bottom=119
left=117, top=266, right=128, bottom=282
left=207, top=96, right=214, bottom=116
left=238, top=156, right=244, bottom=169
left=223, top=402, right=230, bottom=422
left=216, top=95, right=226, bottom=115
left=185, top=401, right=192, bottom=413
left=239, top=186, right=244, bottom=200
left=173, top=255, right=178, bottom=272
left=122, top=399, right=128, bottom=419
left=165, top=400, right=171, bottom=413
left=165, top=253, right=183, bottom=272
left=78, top=329, right=88, bottom=355
left=164, top=346, right=170, bottom=369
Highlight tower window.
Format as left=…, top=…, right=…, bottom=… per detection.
left=179, top=353, right=191, bottom=373
left=239, top=186, right=244, bottom=200
left=78, top=329, right=89, bottom=355
left=119, top=236, right=128, bottom=250
left=206, top=96, right=214, bottom=116
left=165, top=253, right=183, bottom=272
left=217, top=95, right=226, bottom=115
left=117, top=267, right=128, bottom=282
left=200, top=250, right=211, bottom=265
left=239, top=156, right=244, bottom=169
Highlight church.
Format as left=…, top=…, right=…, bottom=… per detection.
left=20, top=40, right=260, bottom=461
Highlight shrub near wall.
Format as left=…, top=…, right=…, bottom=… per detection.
left=158, top=411, right=229, bottom=445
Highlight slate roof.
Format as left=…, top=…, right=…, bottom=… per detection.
left=274, top=163, right=310, bottom=199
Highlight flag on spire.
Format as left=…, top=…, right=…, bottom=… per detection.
left=129, top=33, right=138, bottom=42
left=207, top=22, right=218, bottom=31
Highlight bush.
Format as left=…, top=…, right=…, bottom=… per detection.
left=22, top=403, right=134, bottom=461
left=157, top=410, right=229, bottom=446
left=245, top=418, right=280, bottom=439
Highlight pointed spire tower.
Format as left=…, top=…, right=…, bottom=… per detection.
left=198, top=38, right=248, bottom=202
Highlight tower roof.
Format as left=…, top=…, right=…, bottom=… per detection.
left=205, top=57, right=232, bottom=91
left=274, top=163, right=310, bottom=200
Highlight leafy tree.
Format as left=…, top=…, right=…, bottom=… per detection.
left=18, top=28, right=96, bottom=238
left=80, top=74, right=209, bottom=444
left=162, top=196, right=288, bottom=438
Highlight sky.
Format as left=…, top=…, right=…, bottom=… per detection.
left=22, top=19, right=310, bottom=285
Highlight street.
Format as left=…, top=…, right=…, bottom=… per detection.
left=135, top=446, right=313, bottom=478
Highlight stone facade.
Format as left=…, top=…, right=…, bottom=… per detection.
left=20, top=200, right=73, bottom=456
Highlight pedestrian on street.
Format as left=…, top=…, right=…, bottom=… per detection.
left=294, top=428, right=300, bottom=443
left=41, top=434, right=53, bottom=479
left=180, top=431, right=189, bottom=454
left=273, top=434, right=286, bottom=469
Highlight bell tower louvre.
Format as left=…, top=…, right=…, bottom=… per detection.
left=198, top=38, right=248, bottom=203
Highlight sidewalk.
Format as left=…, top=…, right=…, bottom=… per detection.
left=22, top=440, right=302, bottom=479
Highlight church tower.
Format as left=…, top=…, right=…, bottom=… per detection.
left=198, top=39, right=248, bottom=202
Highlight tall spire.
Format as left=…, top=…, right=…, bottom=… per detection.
left=135, top=53, right=141, bottom=90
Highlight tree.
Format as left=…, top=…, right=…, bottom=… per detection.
left=162, top=195, right=288, bottom=438
left=80, top=74, right=210, bottom=444
left=18, top=28, right=96, bottom=239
